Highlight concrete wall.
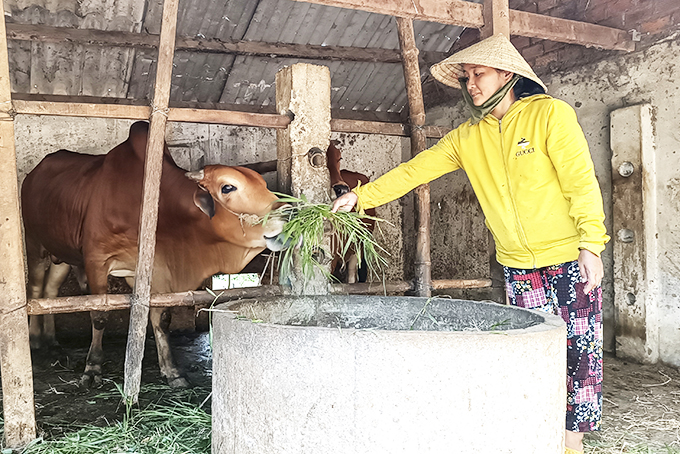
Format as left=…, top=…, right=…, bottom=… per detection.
left=13, top=117, right=406, bottom=283
left=422, top=33, right=680, bottom=365
left=546, top=33, right=680, bottom=365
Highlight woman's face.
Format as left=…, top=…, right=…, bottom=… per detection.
left=462, top=64, right=514, bottom=106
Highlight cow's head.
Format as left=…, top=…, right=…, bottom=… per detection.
left=186, top=166, right=289, bottom=251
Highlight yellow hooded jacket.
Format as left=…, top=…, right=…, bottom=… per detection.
left=354, top=94, right=609, bottom=269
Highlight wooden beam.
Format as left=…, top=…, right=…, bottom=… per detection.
left=12, top=99, right=151, bottom=120
left=10, top=97, right=451, bottom=136
left=397, top=17, right=431, bottom=298
left=10, top=95, right=452, bottom=137
left=290, top=0, right=634, bottom=51
left=26, top=278, right=493, bottom=315
left=331, top=118, right=450, bottom=138
left=295, top=0, right=484, bottom=28
left=331, top=118, right=407, bottom=136
left=168, top=107, right=290, bottom=128
left=0, top=8, right=36, bottom=449
left=124, top=0, right=179, bottom=404
left=509, top=10, right=635, bottom=51
left=481, top=0, right=510, bottom=39
left=5, top=23, right=449, bottom=64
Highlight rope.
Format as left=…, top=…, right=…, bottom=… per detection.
left=224, top=207, right=263, bottom=236
left=0, top=100, right=16, bottom=121
left=0, top=302, right=29, bottom=316
left=151, top=103, right=169, bottom=118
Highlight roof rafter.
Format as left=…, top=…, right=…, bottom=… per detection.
left=290, top=0, right=635, bottom=51
left=5, top=23, right=448, bottom=65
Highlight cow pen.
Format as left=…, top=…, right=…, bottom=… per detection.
left=0, top=0, right=653, bottom=449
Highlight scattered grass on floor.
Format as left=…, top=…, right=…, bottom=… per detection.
left=585, top=411, right=680, bottom=454
left=1, top=383, right=211, bottom=454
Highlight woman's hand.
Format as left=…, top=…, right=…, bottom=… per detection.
left=331, top=191, right=358, bottom=213
left=578, top=248, right=603, bottom=294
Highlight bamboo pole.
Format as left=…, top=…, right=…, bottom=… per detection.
left=26, top=279, right=493, bottom=315
left=0, top=10, right=36, bottom=448
left=396, top=17, right=431, bottom=297
left=123, top=0, right=180, bottom=404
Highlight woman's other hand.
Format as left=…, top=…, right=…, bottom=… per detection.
left=578, top=248, right=604, bottom=294
left=331, top=191, right=358, bottom=213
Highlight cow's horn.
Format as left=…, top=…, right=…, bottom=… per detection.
left=186, top=169, right=205, bottom=182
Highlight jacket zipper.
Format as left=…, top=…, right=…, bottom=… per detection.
left=498, top=118, right=537, bottom=268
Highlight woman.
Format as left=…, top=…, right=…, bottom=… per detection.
left=332, top=33, right=608, bottom=454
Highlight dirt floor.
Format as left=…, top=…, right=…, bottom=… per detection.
left=586, top=353, right=680, bottom=453
left=28, top=329, right=213, bottom=441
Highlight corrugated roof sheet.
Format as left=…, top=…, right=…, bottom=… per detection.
left=4, top=0, right=476, bottom=115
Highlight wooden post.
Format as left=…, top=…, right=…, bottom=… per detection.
left=396, top=17, right=431, bottom=297
left=480, top=0, right=510, bottom=300
left=123, top=0, right=179, bottom=404
left=481, top=0, right=510, bottom=39
left=0, top=9, right=37, bottom=448
left=275, top=64, right=332, bottom=295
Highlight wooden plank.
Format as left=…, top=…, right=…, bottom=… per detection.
left=168, top=107, right=290, bottom=128
left=481, top=0, right=510, bottom=39
left=123, top=0, right=180, bottom=405
left=12, top=99, right=150, bottom=119
left=293, top=0, right=484, bottom=28
left=26, top=278, right=492, bottom=315
left=0, top=10, right=36, bottom=448
left=11, top=95, right=451, bottom=137
left=6, top=23, right=450, bottom=64
left=331, top=118, right=406, bottom=136
left=290, top=0, right=634, bottom=51
left=397, top=17, right=431, bottom=298
left=510, top=9, right=635, bottom=51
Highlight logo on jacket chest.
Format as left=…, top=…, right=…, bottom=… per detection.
left=515, top=138, right=535, bottom=157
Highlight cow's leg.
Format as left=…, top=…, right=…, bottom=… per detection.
left=26, top=242, right=48, bottom=349
left=39, top=262, right=71, bottom=347
left=149, top=307, right=189, bottom=388
left=81, top=268, right=109, bottom=388
left=347, top=253, right=358, bottom=284
left=80, top=310, right=107, bottom=388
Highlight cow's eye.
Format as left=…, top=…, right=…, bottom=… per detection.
left=221, top=184, right=236, bottom=194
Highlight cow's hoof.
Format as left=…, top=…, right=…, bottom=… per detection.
left=167, top=376, right=191, bottom=388
left=79, top=373, right=103, bottom=389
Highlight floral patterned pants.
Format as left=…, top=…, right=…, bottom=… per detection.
left=504, top=260, right=603, bottom=432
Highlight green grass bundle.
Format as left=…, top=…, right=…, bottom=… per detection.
left=265, top=193, right=388, bottom=281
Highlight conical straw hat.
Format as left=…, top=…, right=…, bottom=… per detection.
left=430, top=33, right=547, bottom=91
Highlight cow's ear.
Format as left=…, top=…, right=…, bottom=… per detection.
left=193, top=189, right=215, bottom=219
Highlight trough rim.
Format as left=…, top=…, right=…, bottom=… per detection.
left=215, top=295, right=566, bottom=337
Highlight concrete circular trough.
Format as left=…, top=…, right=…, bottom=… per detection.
left=212, top=295, right=566, bottom=453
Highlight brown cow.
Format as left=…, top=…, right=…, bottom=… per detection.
left=22, top=121, right=288, bottom=388
left=326, top=141, right=376, bottom=283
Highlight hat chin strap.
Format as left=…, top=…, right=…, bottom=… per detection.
left=460, top=74, right=520, bottom=125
